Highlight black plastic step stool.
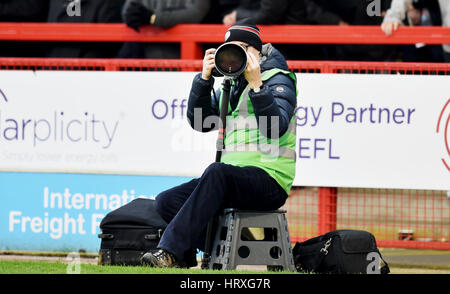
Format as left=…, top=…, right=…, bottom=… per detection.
left=204, top=208, right=295, bottom=271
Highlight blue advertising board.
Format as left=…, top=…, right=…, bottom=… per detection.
left=0, top=172, right=193, bottom=253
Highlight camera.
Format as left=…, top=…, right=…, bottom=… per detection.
left=213, top=42, right=248, bottom=77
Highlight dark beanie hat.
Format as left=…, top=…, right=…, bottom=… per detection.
left=224, top=21, right=262, bottom=52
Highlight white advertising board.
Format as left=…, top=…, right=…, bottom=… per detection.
left=0, top=71, right=448, bottom=190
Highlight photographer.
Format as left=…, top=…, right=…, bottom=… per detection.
left=381, top=0, right=449, bottom=62
left=141, top=22, right=298, bottom=268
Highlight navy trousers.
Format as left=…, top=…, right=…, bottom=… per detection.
left=154, top=162, right=288, bottom=262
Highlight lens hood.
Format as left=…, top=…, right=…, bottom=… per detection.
left=214, top=42, right=248, bottom=77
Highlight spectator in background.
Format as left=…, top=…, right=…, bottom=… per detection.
left=400, top=0, right=444, bottom=62
left=309, top=0, right=399, bottom=61
left=119, top=0, right=210, bottom=58
left=382, top=0, right=449, bottom=62
left=0, top=0, right=48, bottom=21
left=202, top=0, right=238, bottom=24
left=221, top=0, right=351, bottom=60
left=0, top=0, right=49, bottom=57
left=46, top=0, right=125, bottom=58
left=222, top=0, right=348, bottom=26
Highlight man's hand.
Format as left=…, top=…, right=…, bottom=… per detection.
left=223, top=10, right=237, bottom=26
left=245, top=51, right=263, bottom=90
left=201, top=48, right=216, bottom=81
left=124, top=2, right=153, bottom=32
left=381, top=21, right=401, bottom=36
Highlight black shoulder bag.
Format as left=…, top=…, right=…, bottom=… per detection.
left=98, top=198, right=167, bottom=266
left=293, top=230, right=390, bottom=274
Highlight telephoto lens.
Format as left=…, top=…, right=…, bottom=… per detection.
left=214, top=42, right=248, bottom=77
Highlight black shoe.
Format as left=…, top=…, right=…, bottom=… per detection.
left=141, top=249, right=178, bottom=268
left=182, top=248, right=198, bottom=268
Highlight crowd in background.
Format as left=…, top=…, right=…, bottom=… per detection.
left=0, top=0, right=448, bottom=62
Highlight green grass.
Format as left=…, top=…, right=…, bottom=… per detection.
left=0, top=260, right=297, bottom=275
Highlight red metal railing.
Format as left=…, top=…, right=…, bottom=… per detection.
left=1, top=23, right=450, bottom=59
left=1, top=58, right=449, bottom=75
left=0, top=57, right=203, bottom=71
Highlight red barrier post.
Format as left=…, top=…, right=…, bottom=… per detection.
left=318, top=187, right=338, bottom=235
left=181, top=42, right=203, bottom=60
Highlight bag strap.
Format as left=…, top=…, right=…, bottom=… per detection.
left=144, top=229, right=164, bottom=241
left=320, top=238, right=333, bottom=256
left=378, top=249, right=390, bottom=274
left=98, top=233, right=114, bottom=240
left=295, top=238, right=332, bottom=272
left=314, top=238, right=333, bottom=271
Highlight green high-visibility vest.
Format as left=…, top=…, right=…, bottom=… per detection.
left=219, top=68, right=297, bottom=195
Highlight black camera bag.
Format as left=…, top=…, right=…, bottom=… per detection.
left=293, top=230, right=390, bottom=274
left=98, top=198, right=167, bottom=266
